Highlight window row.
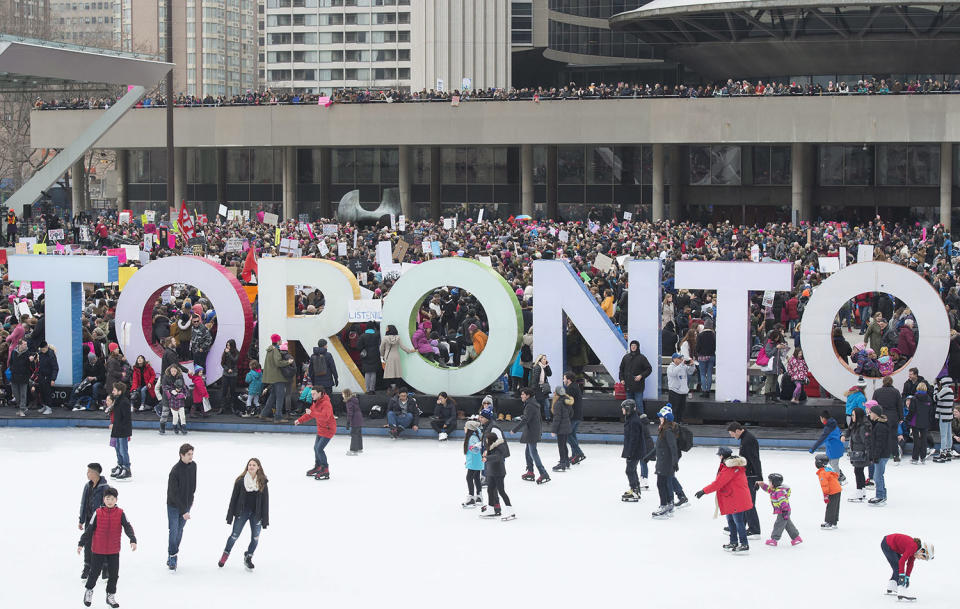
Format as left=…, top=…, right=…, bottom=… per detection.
left=267, top=67, right=408, bottom=80
left=267, top=0, right=410, bottom=6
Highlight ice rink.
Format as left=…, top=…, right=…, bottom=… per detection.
left=0, top=427, right=951, bottom=608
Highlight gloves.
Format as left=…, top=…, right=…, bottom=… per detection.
left=898, top=574, right=909, bottom=588
left=695, top=490, right=705, bottom=499
left=823, top=495, right=829, bottom=504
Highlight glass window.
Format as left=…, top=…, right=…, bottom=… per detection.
left=380, top=148, right=399, bottom=183
left=355, top=148, right=377, bottom=183
left=227, top=149, right=250, bottom=182
left=689, top=146, right=710, bottom=185
left=770, top=146, right=791, bottom=185
left=493, top=148, right=508, bottom=184
left=533, top=146, right=546, bottom=185
left=710, top=146, right=741, bottom=185
left=843, top=145, right=874, bottom=185
left=188, top=149, right=217, bottom=183
left=413, top=147, right=430, bottom=184
left=557, top=146, right=584, bottom=185
left=467, top=148, right=493, bottom=184
left=588, top=145, right=617, bottom=185
left=441, top=147, right=466, bottom=184
left=332, top=149, right=355, bottom=183
left=130, top=150, right=150, bottom=183
left=907, top=145, right=939, bottom=186
left=818, top=146, right=844, bottom=186
left=251, top=149, right=276, bottom=184
left=753, top=146, right=771, bottom=185
left=877, top=145, right=907, bottom=186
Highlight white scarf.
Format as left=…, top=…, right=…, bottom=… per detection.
left=243, top=472, right=258, bottom=492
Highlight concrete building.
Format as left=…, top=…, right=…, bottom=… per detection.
left=49, top=0, right=116, bottom=47
left=115, top=0, right=257, bottom=97
left=0, top=0, right=51, bottom=37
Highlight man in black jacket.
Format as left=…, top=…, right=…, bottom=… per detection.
left=166, top=443, right=197, bottom=571
left=618, top=340, right=653, bottom=408
left=79, top=462, right=110, bottom=579
left=9, top=339, right=30, bottom=416
left=563, top=372, right=587, bottom=464
left=873, top=376, right=903, bottom=461
left=867, top=405, right=890, bottom=505
left=36, top=341, right=58, bottom=414
left=513, top=387, right=549, bottom=484
left=728, top=422, right=762, bottom=536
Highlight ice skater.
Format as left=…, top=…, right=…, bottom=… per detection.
left=79, top=463, right=110, bottom=580
left=694, top=447, right=753, bottom=554
left=343, top=388, right=363, bottom=455
left=809, top=409, right=847, bottom=485
left=550, top=385, right=573, bottom=472
left=77, top=486, right=136, bottom=608
left=620, top=399, right=651, bottom=502
left=106, top=382, right=132, bottom=480
left=815, top=454, right=842, bottom=530
left=166, top=443, right=197, bottom=571
left=756, top=473, right=802, bottom=547
left=219, top=458, right=269, bottom=571
left=652, top=405, right=680, bottom=519
left=295, top=386, right=336, bottom=480
left=880, top=533, right=933, bottom=601
left=480, top=432, right=515, bottom=520
left=462, top=418, right=484, bottom=508
left=514, top=386, right=550, bottom=484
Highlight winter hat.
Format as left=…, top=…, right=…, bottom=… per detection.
left=279, top=341, right=288, bottom=351
left=194, top=365, right=204, bottom=374
left=857, top=376, right=868, bottom=387
left=553, top=385, right=567, bottom=397
left=481, top=395, right=493, bottom=406
left=629, top=340, right=640, bottom=349
left=270, top=333, right=281, bottom=344
left=464, top=420, right=481, bottom=432
left=479, top=407, right=495, bottom=420
left=108, top=342, right=119, bottom=352
left=868, top=403, right=884, bottom=417
left=657, top=405, right=674, bottom=421
left=717, top=446, right=733, bottom=458
left=621, top=399, right=636, bottom=414
left=468, top=324, right=478, bottom=333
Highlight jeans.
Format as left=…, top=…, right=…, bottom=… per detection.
left=259, top=382, right=287, bottom=420
left=874, top=458, right=888, bottom=500
left=698, top=357, right=715, bottom=393
left=12, top=382, right=27, bottom=411
left=858, top=305, right=872, bottom=332
left=313, top=435, right=331, bottom=467
left=524, top=443, right=547, bottom=476
left=828, top=457, right=845, bottom=480
left=137, top=386, right=149, bottom=408
left=540, top=396, right=551, bottom=421
left=113, top=436, right=130, bottom=468
left=940, top=420, right=953, bottom=452
left=568, top=420, right=584, bottom=459
left=881, top=538, right=901, bottom=581
left=627, top=391, right=644, bottom=413
left=387, top=411, right=413, bottom=429
left=224, top=510, right=261, bottom=556
left=726, top=512, right=748, bottom=545
left=167, top=505, right=187, bottom=556
left=671, top=476, right=686, bottom=500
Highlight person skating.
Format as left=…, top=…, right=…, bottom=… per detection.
left=694, top=447, right=753, bottom=553
left=550, top=385, right=574, bottom=472
left=166, top=443, right=197, bottom=571
left=78, top=463, right=110, bottom=580
left=866, top=403, right=891, bottom=505
left=932, top=376, right=954, bottom=462
left=106, top=383, right=132, bottom=480
left=462, top=418, right=484, bottom=508
left=652, top=406, right=680, bottom=519
left=756, top=473, right=802, bottom=547
left=727, top=421, right=762, bottom=537
left=563, top=372, right=587, bottom=464
left=843, top=407, right=871, bottom=503
left=343, top=388, right=363, bottom=455
left=620, top=399, right=651, bottom=502
left=880, top=533, right=934, bottom=600
left=77, top=486, right=136, bottom=608
left=809, top=410, right=847, bottom=484
left=513, top=386, right=550, bottom=484
left=219, top=458, right=269, bottom=571
left=479, top=432, right=515, bottom=521
left=295, top=386, right=336, bottom=480
left=815, top=454, right=842, bottom=530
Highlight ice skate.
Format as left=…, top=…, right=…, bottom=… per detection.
left=621, top=489, right=640, bottom=502
left=110, top=466, right=121, bottom=476
left=345, top=450, right=359, bottom=456
left=722, top=542, right=737, bottom=551
left=114, top=467, right=131, bottom=480
left=83, top=588, right=93, bottom=607
left=479, top=505, right=501, bottom=519
left=885, top=581, right=898, bottom=595
left=765, top=539, right=778, bottom=546
left=868, top=497, right=887, bottom=506
left=791, top=537, right=803, bottom=546
left=158, top=422, right=166, bottom=435
left=731, top=544, right=750, bottom=554
left=896, top=586, right=916, bottom=602
left=461, top=495, right=479, bottom=508
left=673, top=495, right=690, bottom=509
left=218, top=551, right=229, bottom=567
left=820, top=522, right=837, bottom=530
left=520, top=470, right=535, bottom=481
left=570, top=454, right=586, bottom=465
left=314, top=466, right=330, bottom=480
left=306, top=466, right=320, bottom=476
left=438, top=432, right=448, bottom=441
left=639, top=477, right=649, bottom=490
left=536, top=474, right=551, bottom=485
left=243, top=553, right=255, bottom=571
left=848, top=489, right=867, bottom=503
left=932, top=451, right=952, bottom=463
left=500, top=505, right=516, bottom=521
left=551, top=461, right=569, bottom=473
left=173, top=424, right=181, bottom=435
left=651, top=505, right=674, bottom=519
left=106, top=592, right=119, bottom=608
left=167, top=554, right=177, bottom=571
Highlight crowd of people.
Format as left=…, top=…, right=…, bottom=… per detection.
left=32, top=75, right=960, bottom=111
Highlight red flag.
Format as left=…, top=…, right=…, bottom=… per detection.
left=178, top=200, right=196, bottom=239
left=242, top=246, right=258, bottom=283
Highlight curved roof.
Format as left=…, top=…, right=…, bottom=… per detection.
left=612, top=0, right=924, bottom=21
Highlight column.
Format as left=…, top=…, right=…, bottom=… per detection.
left=71, top=159, right=85, bottom=215
left=114, top=150, right=127, bottom=211
left=546, top=145, right=558, bottom=219
left=318, top=148, right=331, bottom=219
left=941, top=142, right=952, bottom=233
left=521, top=144, right=534, bottom=216
left=398, top=145, right=413, bottom=218
left=430, top=146, right=441, bottom=220
left=791, top=143, right=812, bottom=224
left=173, top=147, right=187, bottom=207
left=216, top=148, right=226, bottom=209
left=652, top=143, right=665, bottom=222
left=668, top=145, right=682, bottom=221
left=282, top=146, right=296, bottom=220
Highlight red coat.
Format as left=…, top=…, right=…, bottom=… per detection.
left=885, top=534, right=919, bottom=576
left=189, top=373, right=209, bottom=401
left=131, top=364, right=157, bottom=399
left=784, top=297, right=799, bottom=321
left=701, top=456, right=754, bottom=515
left=296, top=394, right=336, bottom=438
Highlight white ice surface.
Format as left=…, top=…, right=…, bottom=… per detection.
left=0, top=428, right=952, bottom=608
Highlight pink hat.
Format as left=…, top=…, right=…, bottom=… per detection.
left=270, top=333, right=281, bottom=344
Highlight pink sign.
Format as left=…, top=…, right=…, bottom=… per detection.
left=30, top=281, right=44, bottom=290
left=106, top=248, right=127, bottom=264
left=144, top=223, right=157, bottom=234
left=168, top=235, right=176, bottom=249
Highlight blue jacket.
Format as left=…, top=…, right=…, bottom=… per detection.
left=810, top=417, right=845, bottom=459
left=465, top=429, right=484, bottom=471
left=845, top=390, right=866, bottom=415
left=245, top=369, right=263, bottom=396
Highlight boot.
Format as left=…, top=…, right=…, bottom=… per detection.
left=848, top=488, right=866, bottom=502
left=181, top=424, right=188, bottom=435
left=243, top=553, right=255, bottom=570
left=105, top=592, right=119, bottom=608
left=83, top=588, right=93, bottom=607
left=520, top=470, right=535, bottom=481
left=159, top=422, right=166, bottom=435
left=218, top=551, right=229, bottom=567
left=173, top=423, right=181, bottom=435
left=314, top=466, right=330, bottom=480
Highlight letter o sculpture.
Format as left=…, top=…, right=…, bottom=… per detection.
left=800, top=261, right=949, bottom=398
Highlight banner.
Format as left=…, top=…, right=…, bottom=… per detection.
left=177, top=200, right=196, bottom=239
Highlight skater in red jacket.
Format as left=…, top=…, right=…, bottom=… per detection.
left=695, top=447, right=754, bottom=554
left=880, top=533, right=934, bottom=600
left=77, top=487, right=136, bottom=608
left=295, top=387, right=336, bottom=480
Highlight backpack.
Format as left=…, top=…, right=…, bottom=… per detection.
left=281, top=356, right=297, bottom=379
left=520, top=343, right=532, bottom=363
left=676, top=424, right=694, bottom=452
left=310, top=352, right=328, bottom=377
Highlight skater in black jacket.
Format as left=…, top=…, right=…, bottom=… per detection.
left=479, top=433, right=515, bottom=520
left=728, top=422, right=762, bottom=536
left=79, top=463, right=109, bottom=580
left=513, top=387, right=549, bottom=484
left=652, top=406, right=680, bottom=519
left=621, top=399, right=651, bottom=502
left=166, top=443, right=197, bottom=571
left=219, top=458, right=269, bottom=570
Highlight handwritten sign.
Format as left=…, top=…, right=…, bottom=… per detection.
left=263, top=212, right=279, bottom=226
left=347, top=299, right=383, bottom=322
left=47, top=229, right=64, bottom=242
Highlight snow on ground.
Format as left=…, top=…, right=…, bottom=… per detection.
left=0, top=427, right=952, bottom=608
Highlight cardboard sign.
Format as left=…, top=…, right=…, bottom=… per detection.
left=317, top=240, right=329, bottom=256
left=477, top=209, right=484, bottom=224
left=857, top=244, right=874, bottom=263
left=347, top=299, right=383, bottom=322
left=558, top=230, right=569, bottom=243
left=394, top=240, right=409, bottom=262
left=146, top=210, right=156, bottom=222
left=224, top=238, right=242, bottom=252
left=762, top=290, right=775, bottom=308
left=422, top=240, right=431, bottom=254
left=218, top=204, right=228, bottom=217
left=376, top=241, right=392, bottom=268
left=79, top=226, right=90, bottom=242
left=118, top=212, right=131, bottom=224
left=443, top=218, right=453, bottom=230
left=818, top=256, right=840, bottom=274
left=338, top=242, right=347, bottom=256
left=322, top=224, right=338, bottom=236
left=398, top=215, right=406, bottom=232
left=263, top=212, right=279, bottom=226
left=593, top=253, right=613, bottom=273
left=15, top=242, right=27, bottom=255
left=33, top=243, right=47, bottom=255
left=47, top=229, right=64, bottom=242
left=121, top=244, right=140, bottom=262
left=751, top=245, right=761, bottom=262
left=623, top=211, right=633, bottom=221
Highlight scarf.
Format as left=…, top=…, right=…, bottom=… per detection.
left=243, top=472, right=259, bottom=492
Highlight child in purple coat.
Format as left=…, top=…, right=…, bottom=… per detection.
left=344, top=388, right=363, bottom=455
left=757, top=472, right=802, bottom=547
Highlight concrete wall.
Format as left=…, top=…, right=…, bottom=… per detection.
left=31, top=95, right=960, bottom=150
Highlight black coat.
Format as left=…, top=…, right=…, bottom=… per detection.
left=110, top=396, right=132, bottom=438
left=869, top=417, right=891, bottom=462
left=619, top=351, right=653, bottom=393
left=37, top=349, right=58, bottom=380
left=484, top=440, right=509, bottom=477
left=226, top=477, right=269, bottom=528
left=833, top=336, right=853, bottom=363
left=79, top=476, right=109, bottom=525
left=847, top=421, right=870, bottom=467
left=907, top=391, right=933, bottom=430
left=220, top=350, right=239, bottom=378
left=654, top=424, right=679, bottom=476
left=433, top=399, right=457, bottom=426
left=167, top=460, right=198, bottom=515
left=8, top=349, right=29, bottom=384
left=738, top=430, right=763, bottom=480
left=512, top=398, right=542, bottom=444
left=566, top=381, right=584, bottom=421
left=161, top=347, right=184, bottom=375
left=621, top=412, right=651, bottom=460
left=359, top=332, right=381, bottom=373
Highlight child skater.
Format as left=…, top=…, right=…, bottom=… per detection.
left=242, top=360, right=263, bottom=417
left=77, top=487, right=136, bottom=608
left=757, top=473, right=802, bottom=546
left=343, top=388, right=363, bottom=456
left=815, top=454, right=842, bottom=529
left=461, top=418, right=484, bottom=508
left=480, top=432, right=515, bottom=521
left=295, top=386, right=336, bottom=480
left=163, top=364, right=188, bottom=434
left=880, top=533, right=934, bottom=600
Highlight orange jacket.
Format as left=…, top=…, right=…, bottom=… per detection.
left=817, top=467, right=841, bottom=496
left=472, top=330, right=488, bottom=355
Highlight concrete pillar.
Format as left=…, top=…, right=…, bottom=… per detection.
left=791, top=143, right=813, bottom=224
left=71, top=159, right=85, bottom=215
left=521, top=144, right=534, bottom=216
left=115, top=150, right=127, bottom=211
left=282, top=147, right=296, bottom=220
left=216, top=148, right=226, bottom=209
left=652, top=143, right=665, bottom=222
left=173, top=147, right=187, bottom=207
left=941, top=142, right=952, bottom=233
left=430, top=146, right=441, bottom=221
left=668, top=145, right=682, bottom=221
left=398, top=145, right=413, bottom=218
left=546, top=145, right=558, bottom=219
left=318, top=148, right=331, bottom=219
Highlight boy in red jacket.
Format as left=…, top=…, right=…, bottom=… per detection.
left=880, top=533, right=934, bottom=599
left=695, top=447, right=754, bottom=554
left=77, top=487, right=136, bottom=608
left=295, top=387, right=336, bottom=480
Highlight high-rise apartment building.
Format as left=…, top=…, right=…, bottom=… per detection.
left=115, top=0, right=257, bottom=97
left=50, top=0, right=117, bottom=48
left=1, top=0, right=52, bottom=37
